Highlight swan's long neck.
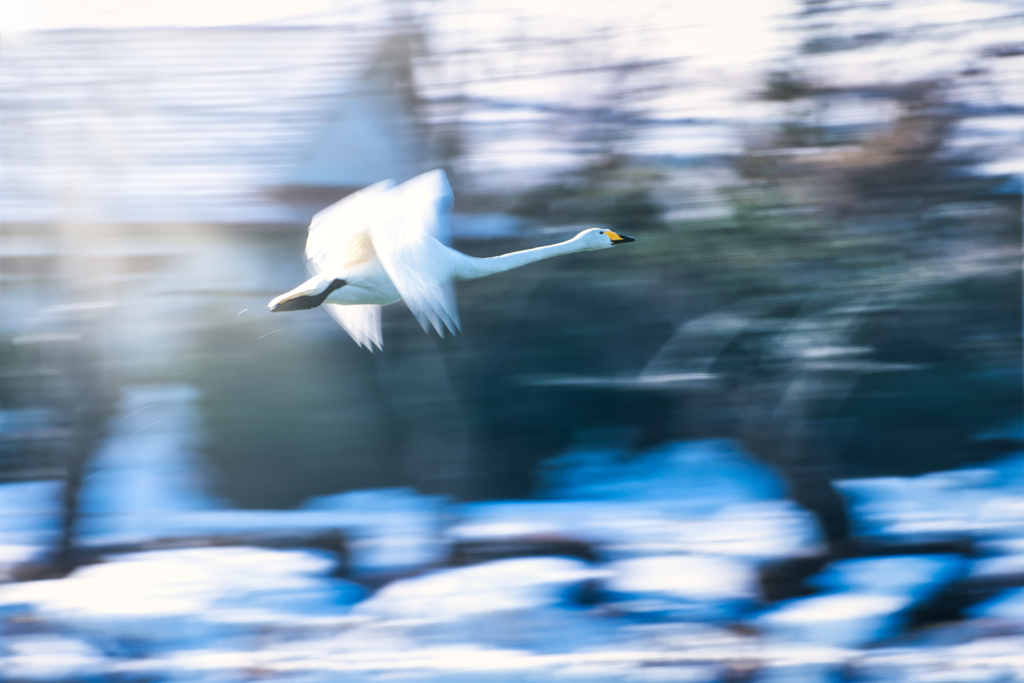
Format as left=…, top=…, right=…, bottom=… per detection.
left=450, top=237, right=587, bottom=281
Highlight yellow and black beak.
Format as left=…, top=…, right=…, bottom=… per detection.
left=606, top=230, right=636, bottom=244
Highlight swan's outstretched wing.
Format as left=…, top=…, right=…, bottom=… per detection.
left=371, top=169, right=462, bottom=337
left=306, top=179, right=396, bottom=274
left=323, top=303, right=383, bottom=351
left=305, top=179, right=395, bottom=350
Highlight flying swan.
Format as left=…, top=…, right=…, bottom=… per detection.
left=268, top=169, right=635, bottom=350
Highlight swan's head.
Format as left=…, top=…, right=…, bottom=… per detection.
left=575, top=228, right=636, bottom=250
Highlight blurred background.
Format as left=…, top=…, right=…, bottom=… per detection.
left=1, top=0, right=1023, bottom=680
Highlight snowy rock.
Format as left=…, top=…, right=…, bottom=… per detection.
left=663, top=501, right=822, bottom=561
left=754, top=592, right=913, bottom=648
left=541, top=439, right=787, bottom=515
left=964, top=552, right=1024, bottom=603
left=0, top=543, right=48, bottom=582
left=979, top=537, right=1024, bottom=556
left=0, top=547, right=364, bottom=651
left=807, top=555, right=964, bottom=602
left=0, top=481, right=62, bottom=546
left=603, top=555, right=759, bottom=620
left=969, top=554, right=1024, bottom=584
left=302, top=488, right=449, bottom=576
left=353, top=557, right=603, bottom=621
left=851, top=632, right=1024, bottom=683
left=836, top=471, right=997, bottom=542
left=967, top=587, right=1024, bottom=622
left=836, top=454, right=1024, bottom=545
left=4, top=636, right=108, bottom=682
left=755, top=555, right=966, bottom=649
left=977, top=495, right=1024, bottom=536
left=755, top=660, right=845, bottom=683
left=71, top=486, right=450, bottom=579
left=493, top=439, right=825, bottom=561
left=453, top=498, right=822, bottom=563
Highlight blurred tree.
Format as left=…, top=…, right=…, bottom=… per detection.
left=0, top=310, right=116, bottom=574
left=48, top=333, right=115, bottom=574
left=658, top=3, right=1023, bottom=544
left=512, top=160, right=665, bottom=236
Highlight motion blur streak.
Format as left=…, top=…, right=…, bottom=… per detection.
left=0, top=0, right=1022, bottom=680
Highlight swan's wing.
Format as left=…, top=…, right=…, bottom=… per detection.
left=397, top=169, right=454, bottom=248
left=323, top=303, right=383, bottom=352
left=371, top=169, right=461, bottom=337
left=305, top=179, right=395, bottom=348
left=306, top=178, right=397, bottom=275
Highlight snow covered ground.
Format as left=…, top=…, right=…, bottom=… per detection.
left=3, top=429, right=1024, bottom=681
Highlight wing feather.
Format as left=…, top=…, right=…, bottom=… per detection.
left=305, top=179, right=395, bottom=348
left=306, top=179, right=396, bottom=274
left=370, top=170, right=461, bottom=337
left=323, top=303, right=383, bottom=351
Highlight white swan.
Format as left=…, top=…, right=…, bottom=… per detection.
left=268, top=169, right=635, bottom=350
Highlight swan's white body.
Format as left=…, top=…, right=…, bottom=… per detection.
left=268, top=169, right=634, bottom=350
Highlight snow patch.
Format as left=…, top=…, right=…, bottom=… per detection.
left=302, top=488, right=448, bottom=576
left=968, top=588, right=1024, bottom=622
left=4, top=636, right=107, bottom=681
left=0, top=481, right=62, bottom=546
left=603, top=555, right=758, bottom=619
left=806, top=555, right=964, bottom=601
left=541, top=440, right=788, bottom=513
left=0, top=546, right=364, bottom=651
left=354, top=557, right=603, bottom=621
left=836, top=454, right=1024, bottom=543
left=755, top=593, right=913, bottom=648
left=453, top=498, right=822, bottom=562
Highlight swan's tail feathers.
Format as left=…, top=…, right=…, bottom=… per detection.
left=324, top=303, right=383, bottom=351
